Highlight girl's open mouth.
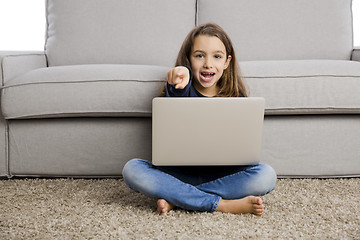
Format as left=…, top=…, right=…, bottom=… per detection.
left=200, top=72, right=215, bottom=82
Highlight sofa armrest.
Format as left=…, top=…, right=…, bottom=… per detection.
left=351, top=48, right=360, bottom=62
left=0, top=51, right=46, bottom=178
left=0, top=51, right=47, bottom=86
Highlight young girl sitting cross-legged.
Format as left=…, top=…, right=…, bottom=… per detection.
left=122, top=23, right=277, bottom=216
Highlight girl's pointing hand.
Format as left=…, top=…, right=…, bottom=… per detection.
left=166, top=66, right=190, bottom=89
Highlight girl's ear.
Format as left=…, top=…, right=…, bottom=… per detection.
left=224, top=55, right=232, bottom=69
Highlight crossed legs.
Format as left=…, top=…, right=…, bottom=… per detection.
left=122, top=159, right=276, bottom=215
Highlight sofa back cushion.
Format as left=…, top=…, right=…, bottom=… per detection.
left=197, top=0, right=353, bottom=61
left=45, top=0, right=196, bottom=67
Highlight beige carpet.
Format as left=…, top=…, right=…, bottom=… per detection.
left=1, top=178, right=359, bottom=239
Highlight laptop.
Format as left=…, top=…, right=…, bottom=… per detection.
left=152, top=97, right=265, bottom=166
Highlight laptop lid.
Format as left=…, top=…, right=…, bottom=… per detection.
left=152, top=97, right=265, bottom=166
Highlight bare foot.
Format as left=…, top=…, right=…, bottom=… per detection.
left=216, top=196, right=264, bottom=216
left=156, top=199, right=175, bottom=215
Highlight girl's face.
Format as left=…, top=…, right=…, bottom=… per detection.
left=190, top=35, right=231, bottom=97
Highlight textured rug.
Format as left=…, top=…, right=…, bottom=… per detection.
left=1, top=178, right=359, bottom=239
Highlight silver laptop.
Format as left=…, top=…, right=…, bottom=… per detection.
left=152, top=97, right=265, bottom=166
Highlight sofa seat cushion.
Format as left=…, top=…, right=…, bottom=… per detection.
left=1, top=64, right=168, bottom=119
left=241, top=60, right=360, bottom=114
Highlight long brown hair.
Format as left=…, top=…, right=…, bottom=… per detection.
left=162, top=23, right=248, bottom=97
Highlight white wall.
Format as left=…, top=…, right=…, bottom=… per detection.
left=0, top=0, right=359, bottom=50
left=354, top=0, right=360, bottom=46
left=0, top=0, right=46, bottom=50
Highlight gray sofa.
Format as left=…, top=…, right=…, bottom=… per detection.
left=1, top=0, right=359, bottom=178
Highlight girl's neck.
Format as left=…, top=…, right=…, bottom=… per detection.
left=193, top=82, right=219, bottom=97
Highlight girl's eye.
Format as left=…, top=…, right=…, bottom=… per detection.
left=196, top=54, right=204, bottom=58
left=214, top=55, right=221, bottom=59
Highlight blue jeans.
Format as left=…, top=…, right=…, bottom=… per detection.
left=122, top=158, right=277, bottom=212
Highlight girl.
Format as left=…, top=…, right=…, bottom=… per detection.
left=122, top=23, right=277, bottom=216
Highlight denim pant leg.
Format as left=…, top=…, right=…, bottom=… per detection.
left=195, top=164, right=277, bottom=200
left=122, top=158, right=221, bottom=212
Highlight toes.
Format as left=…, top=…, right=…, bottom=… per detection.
left=156, top=199, right=166, bottom=214
left=255, top=197, right=263, bottom=205
left=254, top=207, right=264, bottom=215
left=249, top=196, right=262, bottom=205
left=253, top=204, right=263, bottom=210
left=158, top=199, right=165, bottom=208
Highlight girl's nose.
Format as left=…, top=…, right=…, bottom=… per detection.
left=203, top=57, right=212, bottom=68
